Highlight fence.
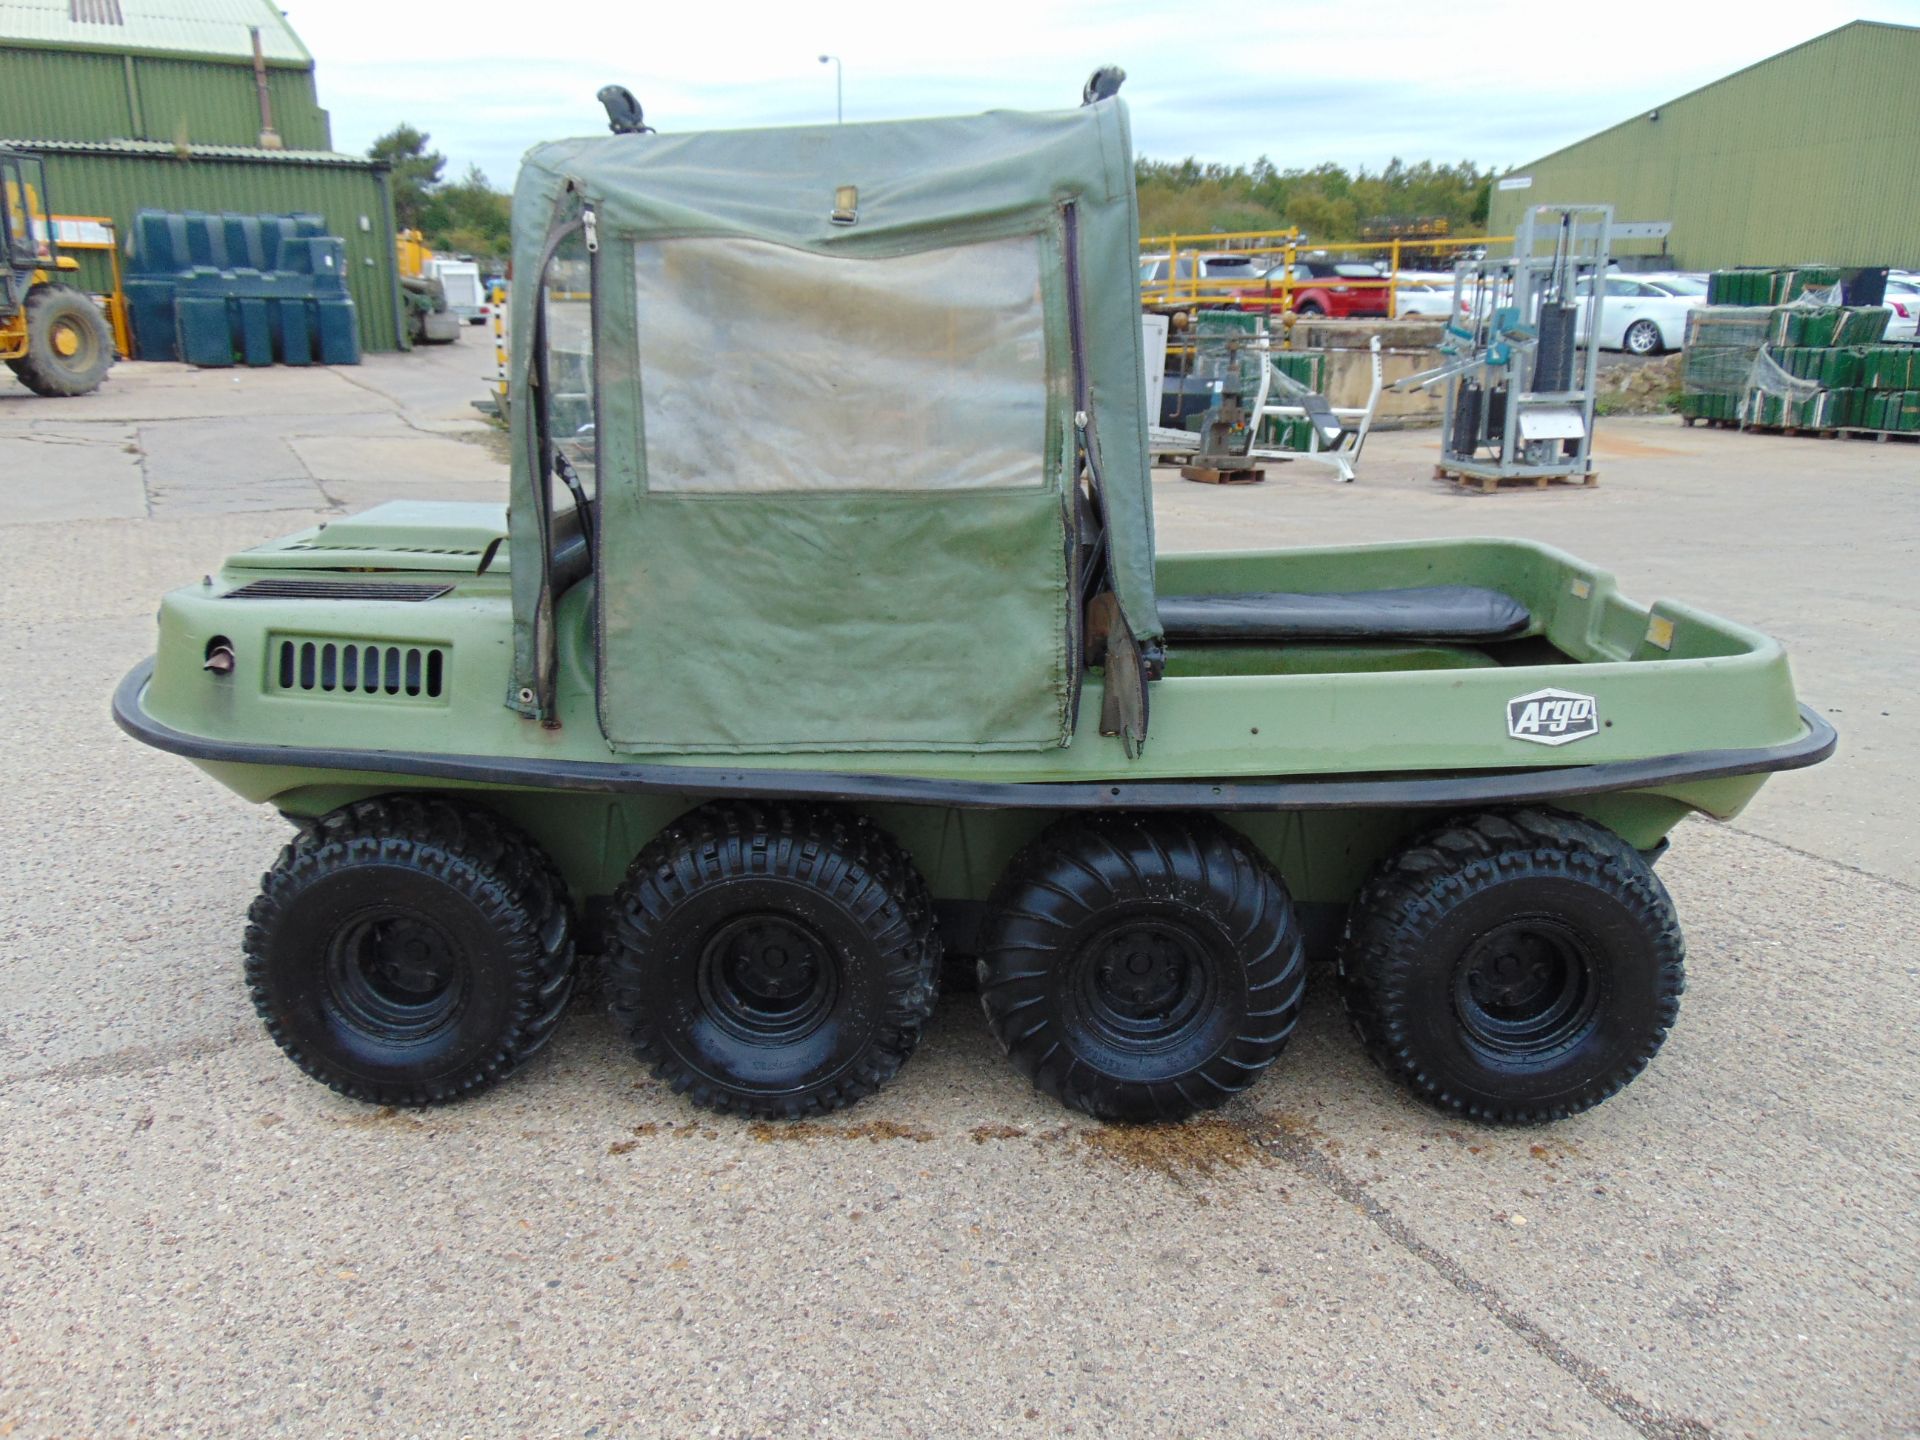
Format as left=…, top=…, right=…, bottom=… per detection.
left=1138, top=228, right=1515, bottom=318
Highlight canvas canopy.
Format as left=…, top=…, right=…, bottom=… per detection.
left=505, top=99, right=1160, bottom=755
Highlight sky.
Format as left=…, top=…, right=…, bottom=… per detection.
left=287, top=0, right=1920, bottom=188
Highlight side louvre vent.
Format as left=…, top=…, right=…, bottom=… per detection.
left=226, top=579, right=454, bottom=602
left=271, top=639, right=449, bottom=700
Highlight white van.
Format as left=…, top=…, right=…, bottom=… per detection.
left=428, top=258, right=489, bottom=324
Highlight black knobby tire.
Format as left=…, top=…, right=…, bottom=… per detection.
left=605, top=803, right=940, bottom=1119
left=245, top=796, right=578, bottom=1106
left=13, top=284, right=113, bottom=397
left=1338, top=808, right=1684, bottom=1124
left=978, top=814, right=1306, bottom=1122
left=1623, top=318, right=1664, bottom=356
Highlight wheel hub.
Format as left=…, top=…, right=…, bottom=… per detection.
left=1073, top=917, right=1214, bottom=1045
left=1469, top=942, right=1556, bottom=1009
left=325, top=910, right=465, bottom=1040
left=699, top=912, right=837, bottom=1042
left=51, top=320, right=81, bottom=358
left=1095, top=931, right=1186, bottom=1011
left=375, top=926, right=454, bottom=996
left=1453, top=917, right=1598, bottom=1056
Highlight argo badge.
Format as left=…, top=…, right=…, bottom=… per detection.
left=1507, top=688, right=1600, bottom=746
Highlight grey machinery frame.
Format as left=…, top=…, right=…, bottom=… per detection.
left=1437, top=202, right=1612, bottom=484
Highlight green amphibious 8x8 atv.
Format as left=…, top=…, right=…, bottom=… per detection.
left=116, top=75, right=1832, bottom=1126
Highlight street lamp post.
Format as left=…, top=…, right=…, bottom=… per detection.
left=817, top=54, right=842, bottom=124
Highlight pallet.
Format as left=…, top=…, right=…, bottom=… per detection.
left=1739, top=424, right=1919, bottom=443
left=1180, top=463, right=1266, bottom=485
left=1742, top=423, right=1840, bottom=440
left=1433, top=463, right=1598, bottom=495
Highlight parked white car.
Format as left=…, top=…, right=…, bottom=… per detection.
left=1639, top=273, right=1711, bottom=300
left=1392, top=275, right=1458, bottom=316
left=1881, top=275, right=1920, bottom=342
left=1574, top=274, right=1703, bottom=354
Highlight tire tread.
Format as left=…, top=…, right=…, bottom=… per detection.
left=979, top=813, right=1306, bottom=1122
left=604, top=803, right=939, bottom=1120
left=1337, top=807, right=1684, bottom=1125
left=244, top=796, right=578, bottom=1106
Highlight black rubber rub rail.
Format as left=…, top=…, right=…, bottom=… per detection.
left=113, top=658, right=1836, bottom=814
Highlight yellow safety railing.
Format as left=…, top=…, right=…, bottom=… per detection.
left=1138, top=227, right=1300, bottom=307
left=1140, top=229, right=1515, bottom=320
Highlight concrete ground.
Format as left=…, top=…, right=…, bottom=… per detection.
left=0, top=346, right=1913, bottom=1439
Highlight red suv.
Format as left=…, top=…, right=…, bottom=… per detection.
left=1233, top=260, right=1391, bottom=318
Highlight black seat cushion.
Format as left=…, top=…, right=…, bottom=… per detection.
left=1158, top=585, right=1531, bottom=644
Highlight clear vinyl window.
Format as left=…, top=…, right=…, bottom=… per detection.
left=632, top=234, right=1049, bottom=494
left=541, top=227, right=596, bottom=500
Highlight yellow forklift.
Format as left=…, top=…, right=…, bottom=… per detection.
left=1, top=146, right=114, bottom=397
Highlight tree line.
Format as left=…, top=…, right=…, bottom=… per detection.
left=369, top=123, right=1494, bottom=264
left=1137, top=156, right=1493, bottom=242
left=369, top=125, right=511, bottom=267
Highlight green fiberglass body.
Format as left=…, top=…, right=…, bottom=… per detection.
left=117, top=92, right=1831, bottom=1126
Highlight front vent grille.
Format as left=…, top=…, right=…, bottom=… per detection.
left=284, top=543, right=483, bottom=558
left=225, top=579, right=454, bottom=602
left=272, top=639, right=449, bottom=700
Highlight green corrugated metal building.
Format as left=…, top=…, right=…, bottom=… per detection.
left=0, top=0, right=405, bottom=351
left=1491, top=20, right=1920, bottom=272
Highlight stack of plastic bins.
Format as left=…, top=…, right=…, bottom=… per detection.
left=122, top=210, right=360, bottom=367
left=298, top=235, right=359, bottom=365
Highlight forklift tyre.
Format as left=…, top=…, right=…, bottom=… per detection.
left=244, top=797, right=578, bottom=1107
left=1338, top=808, right=1684, bottom=1125
left=606, top=804, right=940, bottom=1119
left=979, top=814, right=1306, bottom=1123
left=12, top=285, right=113, bottom=397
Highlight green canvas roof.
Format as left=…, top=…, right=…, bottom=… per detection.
left=505, top=99, right=1162, bottom=757
left=0, top=0, right=312, bottom=66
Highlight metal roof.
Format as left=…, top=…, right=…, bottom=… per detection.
left=0, top=0, right=312, bottom=66
left=3, top=136, right=379, bottom=167
left=1488, top=19, right=1920, bottom=271
left=1500, top=20, right=1920, bottom=175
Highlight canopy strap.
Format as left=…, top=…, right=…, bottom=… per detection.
left=1062, top=197, right=1148, bottom=754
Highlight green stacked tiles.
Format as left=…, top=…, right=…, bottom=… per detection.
left=1836, top=308, right=1891, bottom=345
left=1745, top=389, right=1786, bottom=427
left=1707, top=267, right=1845, bottom=305
left=1682, top=296, right=1909, bottom=432
left=1862, top=390, right=1920, bottom=432
left=1770, top=347, right=1872, bottom=386
left=1861, top=347, right=1916, bottom=390
left=1774, top=267, right=1843, bottom=303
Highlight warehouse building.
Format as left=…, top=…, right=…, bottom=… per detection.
left=0, top=0, right=405, bottom=352
left=1490, top=20, right=1920, bottom=272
